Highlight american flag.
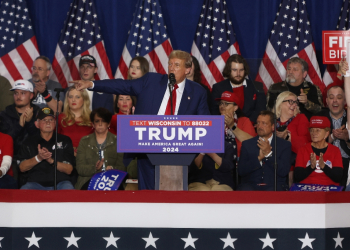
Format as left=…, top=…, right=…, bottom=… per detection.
left=51, top=0, right=113, bottom=88
left=114, top=0, right=173, bottom=79
left=256, top=0, right=324, bottom=92
left=0, top=0, right=40, bottom=84
left=322, top=0, right=350, bottom=88
left=191, top=0, right=240, bottom=90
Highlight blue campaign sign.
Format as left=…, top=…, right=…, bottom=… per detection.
left=117, top=115, right=224, bottom=153
left=88, top=169, right=127, bottom=191
left=290, top=183, right=343, bottom=192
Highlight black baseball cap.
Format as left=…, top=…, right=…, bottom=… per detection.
left=79, top=55, right=97, bottom=67
left=37, top=107, right=55, bottom=120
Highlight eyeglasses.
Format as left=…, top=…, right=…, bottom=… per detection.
left=218, top=101, right=234, bottom=107
left=31, top=66, right=47, bottom=72
left=40, top=118, right=55, bottom=123
left=283, top=99, right=299, bottom=105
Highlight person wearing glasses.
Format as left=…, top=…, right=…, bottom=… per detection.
left=294, top=116, right=343, bottom=187
left=273, top=91, right=311, bottom=186
left=266, top=57, right=323, bottom=120
left=29, top=56, right=65, bottom=113
left=58, top=86, right=94, bottom=156
left=75, top=108, right=126, bottom=190
left=188, top=91, right=256, bottom=191
left=17, top=107, right=75, bottom=190
left=78, top=55, right=114, bottom=114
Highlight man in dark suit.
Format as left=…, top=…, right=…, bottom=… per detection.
left=211, top=54, right=266, bottom=123
left=237, top=110, right=291, bottom=191
left=73, top=50, right=210, bottom=189
left=78, top=55, right=114, bottom=114
left=317, top=85, right=350, bottom=189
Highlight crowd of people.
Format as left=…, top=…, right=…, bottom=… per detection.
left=0, top=50, right=350, bottom=192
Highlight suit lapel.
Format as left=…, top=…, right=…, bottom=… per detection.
left=178, top=79, right=192, bottom=115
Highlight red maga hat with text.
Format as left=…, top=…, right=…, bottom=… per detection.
left=309, top=116, right=331, bottom=129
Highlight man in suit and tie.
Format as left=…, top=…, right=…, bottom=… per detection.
left=237, top=110, right=291, bottom=191
left=73, top=50, right=210, bottom=189
left=78, top=55, right=114, bottom=114
left=211, top=54, right=266, bottom=123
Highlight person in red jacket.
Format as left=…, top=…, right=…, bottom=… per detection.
left=274, top=91, right=311, bottom=186
left=294, top=116, right=343, bottom=186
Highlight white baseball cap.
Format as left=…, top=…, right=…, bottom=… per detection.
left=10, top=79, right=34, bottom=92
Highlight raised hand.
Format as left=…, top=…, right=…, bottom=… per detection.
left=298, top=89, right=308, bottom=104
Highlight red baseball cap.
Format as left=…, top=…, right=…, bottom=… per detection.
left=309, top=116, right=331, bottom=129
left=215, top=91, right=244, bottom=110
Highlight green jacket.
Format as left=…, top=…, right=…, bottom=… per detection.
left=75, top=132, right=126, bottom=190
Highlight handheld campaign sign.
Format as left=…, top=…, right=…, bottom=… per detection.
left=117, top=115, right=224, bottom=153
left=322, top=30, right=350, bottom=64
left=88, top=169, right=127, bottom=191
left=290, top=183, right=343, bottom=192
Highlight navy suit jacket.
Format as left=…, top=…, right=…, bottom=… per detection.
left=92, top=72, right=210, bottom=115
left=238, top=135, right=291, bottom=188
left=92, top=72, right=210, bottom=190
left=92, top=92, right=114, bottom=114
left=211, top=79, right=266, bottom=123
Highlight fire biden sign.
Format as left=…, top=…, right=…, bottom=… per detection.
left=322, top=30, right=350, bottom=64
left=117, top=115, right=225, bottom=153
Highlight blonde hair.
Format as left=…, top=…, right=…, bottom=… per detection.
left=61, top=86, right=92, bottom=127
left=168, top=50, right=192, bottom=68
left=275, top=91, right=300, bottom=118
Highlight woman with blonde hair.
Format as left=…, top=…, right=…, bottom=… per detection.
left=58, top=86, right=94, bottom=155
left=274, top=91, right=311, bottom=186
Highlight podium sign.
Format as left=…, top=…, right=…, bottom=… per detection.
left=117, top=115, right=224, bottom=153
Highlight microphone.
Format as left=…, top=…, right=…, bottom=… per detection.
left=169, top=73, right=176, bottom=87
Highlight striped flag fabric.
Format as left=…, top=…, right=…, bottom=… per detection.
left=51, top=0, right=113, bottom=88
left=114, top=0, right=173, bottom=79
left=255, top=0, right=324, bottom=93
left=322, top=0, right=350, bottom=88
left=0, top=0, right=40, bottom=84
left=191, top=0, right=240, bottom=90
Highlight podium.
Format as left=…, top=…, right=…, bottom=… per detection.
left=117, top=115, right=225, bottom=190
left=148, top=153, right=195, bottom=190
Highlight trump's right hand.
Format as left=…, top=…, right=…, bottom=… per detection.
left=70, top=80, right=93, bottom=91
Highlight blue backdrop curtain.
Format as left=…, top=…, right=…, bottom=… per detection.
left=25, top=0, right=343, bottom=79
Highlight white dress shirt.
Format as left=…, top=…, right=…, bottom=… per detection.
left=157, top=78, right=186, bottom=115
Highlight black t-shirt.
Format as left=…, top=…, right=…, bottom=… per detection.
left=311, top=145, right=327, bottom=156
left=17, top=133, right=75, bottom=186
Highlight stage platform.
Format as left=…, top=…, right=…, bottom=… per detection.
left=1, top=190, right=350, bottom=249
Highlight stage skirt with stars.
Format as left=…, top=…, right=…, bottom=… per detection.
left=1, top=190, right=349, bottom=250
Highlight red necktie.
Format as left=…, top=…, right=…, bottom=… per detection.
left=164, top=84, right=178, bottom=115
